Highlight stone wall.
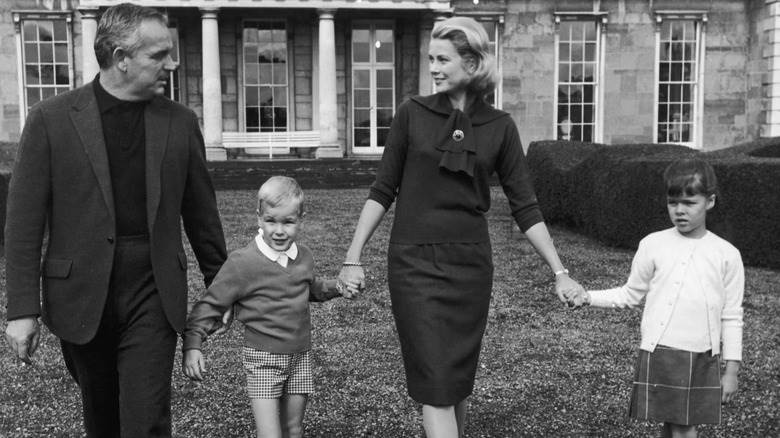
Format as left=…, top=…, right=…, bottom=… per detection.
left=502, top=0, right=760, bottom=151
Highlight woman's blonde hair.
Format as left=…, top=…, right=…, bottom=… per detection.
left=431, top=16, right=499, bottom=96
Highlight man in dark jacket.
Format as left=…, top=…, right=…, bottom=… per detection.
left=3, top=3, right=227, bottom=436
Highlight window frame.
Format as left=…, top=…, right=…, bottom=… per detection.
left=653, top=11, right=707, bottom=149
left=239, top=18, right=292, bottom=133
left=552, top=12, right=607, bottom=143
left=13, top=10, right=74, bottom=127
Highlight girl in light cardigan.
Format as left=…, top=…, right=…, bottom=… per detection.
left=571, top=158, right=744, bottom=438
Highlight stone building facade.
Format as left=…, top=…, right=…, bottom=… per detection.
left=1, top=0, right=779, bottom=160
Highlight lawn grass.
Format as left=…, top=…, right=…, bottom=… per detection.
left=1, top=188, right=778, bottom=437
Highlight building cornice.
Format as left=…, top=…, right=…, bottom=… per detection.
left=78, top=0, right=452, bottom=11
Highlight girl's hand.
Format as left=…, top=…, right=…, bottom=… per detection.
left=555, top=274, right=585, bottom=305
left=183, top=349, right=206, bottom=381
left=721, top=370, right=738, bottom=403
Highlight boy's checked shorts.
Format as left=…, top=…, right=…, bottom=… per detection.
left=242, top=347, right=314, bottom=399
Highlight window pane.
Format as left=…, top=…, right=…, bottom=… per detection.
left=375, top=29, right=394, bottom=63
left=376, top=89, right=393, bottom=108
left=40, top=43, right=53, bottom=63
left=353, top=29, right=370, bottom=62
left=27, top=88, right=40, bottom=106
left=25, top=43, right=38, bottom=62
left=246, top=107, right=259, bottom=129
left=54, top=43, right=68, bottom=63
left=354, top=89, right=370, bottom=108
left=245, top=86, right=258, bottom=106
left=273, top=108, right=287, bottom=130
left=55, top=65, right=69, bottom=85
left=272, top=64, right=287, bottom=85
left=273, top=87, right=287, bottom=107
left=558, top=63, right=569, bottom=82
left=38, top=21, right=53, bottom=41
left=354, top=70, right=370, bottom=88
left=24, top=22, right=37, bottom=41
left=26, top=65, right=40, bottom=85
left=376, top=70, right=393, bottom=88
left=245, top=64, right=259, bottom=85
left=259, top=64, right=272, bottom=84
left=259, top=87, right=273, bottom=106
left=354, top=109, right=370, bottom=128
left=354, top=128, right=370, bottom=146
left=376, top=109, right=393, bottom=127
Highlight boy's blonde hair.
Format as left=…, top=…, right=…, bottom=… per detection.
left=257, top=176, right=304, bottom=215
left=431, top=16, right=499, bottom=97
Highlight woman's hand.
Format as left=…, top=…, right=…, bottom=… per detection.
left=555, top=274, right=586, bottom=306
left=339, top=265, right=365, bottom=298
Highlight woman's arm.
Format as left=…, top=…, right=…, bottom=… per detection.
left=523, top=222, right=584, bottom=303
left=339, top=199, right=388, bottom=292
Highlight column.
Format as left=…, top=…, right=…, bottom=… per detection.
left=316, top=9, right=342, bottom=158
left=79, top=8, right=100, bottom=83
left=201, top=8, right=225, bottom=160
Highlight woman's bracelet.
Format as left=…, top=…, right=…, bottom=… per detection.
left=342, top=261, right=363, bottom=267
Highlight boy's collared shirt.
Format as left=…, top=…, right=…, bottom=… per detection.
left=255, top=232, right=298, bottom=268
left=589, top=227, right=744, bottom=361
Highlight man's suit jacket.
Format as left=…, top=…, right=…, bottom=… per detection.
left=4, top=82, right=227, bottom=344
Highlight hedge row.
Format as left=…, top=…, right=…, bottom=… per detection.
left=526, top=138, right=780, bottom=269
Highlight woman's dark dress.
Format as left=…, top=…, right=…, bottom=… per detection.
left=368, top=93, right=544, bottom=405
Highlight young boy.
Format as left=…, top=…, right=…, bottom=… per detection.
left=183, top=176, right=355, bottom=438
left=569, top=158, right=744, bottom=438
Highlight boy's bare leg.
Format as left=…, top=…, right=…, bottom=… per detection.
left=280, top=394, right=308, bottom=438
left=423, top=404, right=459, bottom=438
left=668, top=423, right=697, bottom=438
left=251, top=398, right=282, bottom=438
left=455, top=400, right=467, bottom=438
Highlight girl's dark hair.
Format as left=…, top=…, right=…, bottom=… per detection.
left=663, top=158, right=718, bottom=197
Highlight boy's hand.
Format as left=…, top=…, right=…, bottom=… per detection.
left=721, top=360, right=740, bottom=403
left=213, top=306, right=234, bottom=336
left=339, top=265, right=365, bottom=299
left=183, top=349, right=206, bottom=381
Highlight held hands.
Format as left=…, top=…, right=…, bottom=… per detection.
left=183, top=349, right=206, bottom=381
left=555, top=274, right=588, bottom=308
left=4, top=317, right=41, bottom=366
left=338, top=264, right=365, bottom=299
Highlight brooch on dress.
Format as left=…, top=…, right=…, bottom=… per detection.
left=452, top=129, right=464, bottom=142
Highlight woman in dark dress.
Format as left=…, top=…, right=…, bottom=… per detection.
left=339, top=16, right=584, bottom=437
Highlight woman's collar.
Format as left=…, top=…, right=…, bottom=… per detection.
left=410, top=92, right=507, bottom=126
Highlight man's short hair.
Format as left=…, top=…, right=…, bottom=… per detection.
left=94, top=2, right=167, bottom=70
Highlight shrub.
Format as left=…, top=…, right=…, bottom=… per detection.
left=527, top=139, right=780, bottom=269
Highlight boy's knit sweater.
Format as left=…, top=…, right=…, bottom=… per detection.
left=183, top=241, right=340, bottom=354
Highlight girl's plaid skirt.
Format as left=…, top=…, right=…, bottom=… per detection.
left=242, top=347, right=313, bottom=399
left=629, top=345, right=721, bottom=426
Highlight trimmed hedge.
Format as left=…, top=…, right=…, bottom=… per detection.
left=527, top=138, right=780, bottom=269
